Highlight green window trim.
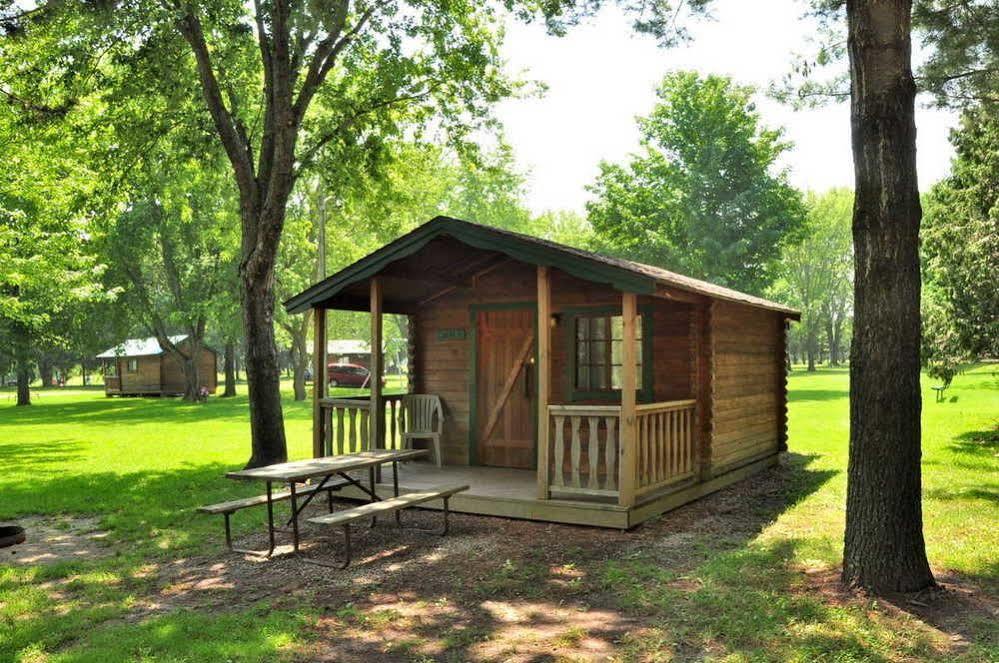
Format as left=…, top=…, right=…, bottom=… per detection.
left=563, top=304, right=654, bottom=403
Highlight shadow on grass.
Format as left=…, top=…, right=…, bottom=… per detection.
left=950, top=427, right=999, bottom=455
left=0, top=439, right=86, bottom=468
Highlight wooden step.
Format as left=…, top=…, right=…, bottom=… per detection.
left=307, top=485, right=469, bottom=527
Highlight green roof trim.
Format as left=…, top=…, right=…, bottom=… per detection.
left=284, top=216, right=800, bottom=318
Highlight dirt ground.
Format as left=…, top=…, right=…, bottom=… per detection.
left=109, top=463, right=996, bottom=662
left=1, top=515, right=110, bottom=566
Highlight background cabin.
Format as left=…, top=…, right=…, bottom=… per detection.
left=286, top=217, right=799, bottom=529
left=98, top=336, right=218, bottom=397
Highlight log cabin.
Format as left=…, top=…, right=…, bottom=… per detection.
left=98, top=335, right=218, bottom=397
left=285, top=216, right=799, bottom=529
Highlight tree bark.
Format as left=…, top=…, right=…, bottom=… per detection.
left=242, top=262, right=288, bottom=467
left=181, top=343, right=203, bottom=402
left=223, top=341, right=237, bottom=397
left=843, top=0, right=934, bottom=593
left=16, top=360, right=31, bottom=406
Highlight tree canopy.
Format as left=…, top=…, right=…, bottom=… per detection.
left=921, top=104, right=999, bottom=382
left=586, top=71, right=806, bottom=295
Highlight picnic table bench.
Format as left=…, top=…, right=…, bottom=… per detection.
left=198, top=480, right=351, bottom=552
left=307, top=484, right=468, bottom=568
left=199, top=449, right=433, bottom=559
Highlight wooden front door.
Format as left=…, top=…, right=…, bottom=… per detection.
left=475, top=307, right=536, bottom=469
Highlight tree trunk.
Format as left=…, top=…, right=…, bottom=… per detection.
left=826, top=317, right=837, bottom=365
left=181, top=347, right=203, bottom=402
left=242, top=264, right=288, bottom=468
left=38, top=358, right=53, bottom=388
left=806, top=327, right=817, bottom=372
left=832, top=316, right=844, bottom=366
left=223, top=341, right=237, bottom=397
left=843, top=0, right=934, bottom=593
left=292, top=355, right=307, bottom=401
left=16, top=360, right=31, bottom=406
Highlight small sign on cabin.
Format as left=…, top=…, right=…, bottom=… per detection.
left=437, top=327, right=467, bottom=341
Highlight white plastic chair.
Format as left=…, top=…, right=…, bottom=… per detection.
left=401, top=394, right=444, bottom=467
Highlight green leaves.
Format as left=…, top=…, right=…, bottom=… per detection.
left=587, top=71, right=806, bottom=295
left=921, top=105, right=999, bottom=372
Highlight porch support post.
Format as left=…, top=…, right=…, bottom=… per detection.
left=370, top=277, right=384, bottom=450
left=312, top=306, right=327, bottom=458
left=618, top=292, right=638, bottom=508
left=536, top=266, right=551, bottom=499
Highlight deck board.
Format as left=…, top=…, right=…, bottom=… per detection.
left=331, top=455, right=778, bottom=530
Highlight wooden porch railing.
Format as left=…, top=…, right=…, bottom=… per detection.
left=546, top=399, right=696, bottom=500
left=105, top=376, right=121, bottom=392
left=635, top=399, right=696, bottom=496
left=319, top=394, right=407, bottom=455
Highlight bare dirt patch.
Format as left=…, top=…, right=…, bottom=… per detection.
left=0, top=515, right=110, bottom=565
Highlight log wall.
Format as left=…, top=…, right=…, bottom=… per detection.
left=709, top=300, right=785, bottom=474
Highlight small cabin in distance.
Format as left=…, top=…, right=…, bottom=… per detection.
left=286, top=216, right=799, bottom=529
left=98, top=335, right=218, bottom=397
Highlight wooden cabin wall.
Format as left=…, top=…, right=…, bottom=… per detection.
left=649, top=298, right=694, bottom=402
left=412, top=260, right=536, bottom=465
left=709, top=301, right=784, bottom=474
left=161, top=347, right=218, bottom=395
left=413, top=261, right=697, bottom=466
left=118, top=356, right=162, bottom=394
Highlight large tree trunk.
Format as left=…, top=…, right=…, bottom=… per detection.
left=223, top=341, right=237, bottom=397
left=843, top=0, right=934, bottom=593
left=242, top=261, right=288, bottom=467
left=289, top=311, right=312, bottom=402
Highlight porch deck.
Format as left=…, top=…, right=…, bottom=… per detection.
left=335, top=454, right=780, bottom=530
left=336, top=461, right=630, bottom=529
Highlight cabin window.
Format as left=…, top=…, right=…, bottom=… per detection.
left=567, top=306, right=654, bottom=402
left=126, top=359, right=138, bottom=373
left=574, top=314, right=643, bottom=391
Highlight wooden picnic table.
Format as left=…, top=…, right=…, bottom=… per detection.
left=225, top=448, right=427, bottom=556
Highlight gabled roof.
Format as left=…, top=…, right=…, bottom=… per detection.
left=96, top=335, right=188, bottom=359
left=284, top=216, right=799, bottom=318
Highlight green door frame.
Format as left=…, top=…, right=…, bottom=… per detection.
left=467, top=301, right=539, bottom=468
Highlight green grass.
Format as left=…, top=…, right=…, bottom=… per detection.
left=1, top=367, right=996, bottom=661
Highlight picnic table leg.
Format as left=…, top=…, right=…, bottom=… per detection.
left=224, top=513, right=233, bottom=550
left=265, top=481, right=276, bottom=556
left=393, top=460, right=401, bottom=526
left=327, top=487, right=335, bottom=513
left=368, top=466, right=378, bottom=528
left=289, top=481, right=300, bottom=552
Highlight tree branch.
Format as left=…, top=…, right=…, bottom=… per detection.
left=173, top=6, right=257, bottom=198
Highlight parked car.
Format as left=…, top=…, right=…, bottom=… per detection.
left=327, top=363, right=383, bottom=388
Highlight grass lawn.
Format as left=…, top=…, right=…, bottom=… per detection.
left=0, top=366, right=996, bottom=661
